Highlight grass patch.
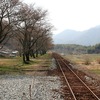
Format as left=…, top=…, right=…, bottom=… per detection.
left=0, top=53, right=52, bottom=75
left=90, top=70, right=100, bottom=74
left=0, top=57, right=24, bottom=75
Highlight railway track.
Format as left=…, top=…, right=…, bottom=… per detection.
left=53, top=53, right=100, bottom=100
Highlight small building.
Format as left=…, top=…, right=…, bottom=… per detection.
left=0, top=51, right=9, bottom=57
left=0, top=50, right=18, bottom=57
left=11, top=51, right=18, bottom=57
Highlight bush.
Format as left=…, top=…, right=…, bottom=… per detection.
left=96, top=59, right=100, bottom=64
left=84, top=58, right=91, bottom=65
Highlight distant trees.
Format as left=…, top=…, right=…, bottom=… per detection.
left=54, top=44, right=100, bottom=54
left=54, top=44, right=88, bottom=54
left=87, top=44, right=100, bottom=54
left=0, top=0, right=53, bottom=63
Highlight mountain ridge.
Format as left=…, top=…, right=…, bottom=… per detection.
left=53, top=26, right=100, bottom=46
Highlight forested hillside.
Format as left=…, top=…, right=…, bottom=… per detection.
left=54, top=44, right=100, bottom=54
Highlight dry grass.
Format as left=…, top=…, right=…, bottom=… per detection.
left=64, top=54, right=100, bottom=75
left=65, top=54, right=100, bottom=64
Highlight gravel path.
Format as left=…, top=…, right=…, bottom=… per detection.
left=0, top=75, right=63, bottom=100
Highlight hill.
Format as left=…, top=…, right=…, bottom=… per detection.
left=53, top=26, right=100, bottom=46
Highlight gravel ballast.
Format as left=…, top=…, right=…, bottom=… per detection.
left=0, top=75, right=63, bottom=100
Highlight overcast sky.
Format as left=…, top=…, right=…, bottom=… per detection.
left=22, top=0, right=100, bottom=34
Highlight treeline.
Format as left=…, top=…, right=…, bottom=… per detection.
left=54, top=44, right=100, bottom=54
left=0, top=0, right=53, bottom=63
left=87, top=44, right=100, bottom=54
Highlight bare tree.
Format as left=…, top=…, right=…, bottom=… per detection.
left=33, top=24, right=53, bottom=57
left=0, top=0, right=21, bottom=46
left=12, top=3, right=54, bottom=63
left=14, top=4, right=49, bottom=63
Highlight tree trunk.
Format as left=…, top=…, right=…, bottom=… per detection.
left=32, top=53, right=36, bottom=58
left=23, top=53, right=29, bottom=64
left=40, top=51, right=43, bottom=55
left=36, top=51, right=38, bottom=57
left=26, top=53, right=30, bottom=61
left=23, top=53, right=26, bottom=63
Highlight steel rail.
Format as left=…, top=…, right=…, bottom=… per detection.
left=62, top=59, right=100, bottom=100
left=55, top=59, right=77, bottom=100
